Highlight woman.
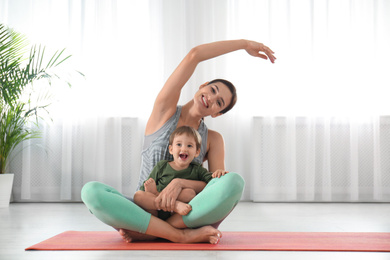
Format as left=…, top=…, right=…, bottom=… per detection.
left=81, top=39, right=275, bottom=244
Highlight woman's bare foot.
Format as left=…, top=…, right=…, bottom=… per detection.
left=174, top=201, right=192, bottom=215
left=144, top=178, right=159, bottom=196
left=119, top=228, right=156, bottom=243
left=120, top=225, right=221, bottom=244
left=181, top=226, right=222, bottom=244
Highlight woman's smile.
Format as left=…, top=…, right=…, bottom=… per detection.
left=201, top=95, right=209, bottom=108
left=196, top=82, right=233, bottom=115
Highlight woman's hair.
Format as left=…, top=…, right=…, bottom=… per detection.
left=169, top=126, right=202, bottom=150
left=208, top=79, right=237, bottom=114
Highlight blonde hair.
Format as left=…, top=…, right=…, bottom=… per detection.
left=169, top=126, right=202, bottom=150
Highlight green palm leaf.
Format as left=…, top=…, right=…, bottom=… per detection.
left=0, top=23, right=78, bottom=173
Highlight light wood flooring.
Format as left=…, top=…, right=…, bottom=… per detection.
left=1, top=202, right=390, bottom=260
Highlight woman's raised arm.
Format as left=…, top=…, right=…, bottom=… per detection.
left=145, top=39, right=275, bottom=135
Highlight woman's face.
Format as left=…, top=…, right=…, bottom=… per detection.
left=196, top=82, right=233, bottom=118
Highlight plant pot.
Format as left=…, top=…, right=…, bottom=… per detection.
left=0, top=173, right=14, bottom=208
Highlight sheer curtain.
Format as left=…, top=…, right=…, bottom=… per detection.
left=252, top=116, right=390, bottom=201
left=1, top=0, right=389, bottom=202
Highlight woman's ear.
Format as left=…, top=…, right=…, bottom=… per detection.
left=211, top=112, right=223, bottom=118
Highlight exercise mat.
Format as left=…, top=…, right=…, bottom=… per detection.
left=25, top=231, right=390, bottom=252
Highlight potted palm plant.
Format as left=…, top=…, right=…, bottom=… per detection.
left=0, top=24, right=78, bottom=207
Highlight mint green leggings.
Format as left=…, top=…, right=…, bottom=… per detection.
left=81, top=172, right=245, bottom=233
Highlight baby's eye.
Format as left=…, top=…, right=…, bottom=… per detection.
left=176, top=143, right=182, bottom=147
left=187, top=144, right=193, bottom=148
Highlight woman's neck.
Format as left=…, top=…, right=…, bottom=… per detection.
left=179, top=101, right=204, bottom=129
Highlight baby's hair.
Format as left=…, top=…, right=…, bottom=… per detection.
left=169, top=126, right=202, bottom=150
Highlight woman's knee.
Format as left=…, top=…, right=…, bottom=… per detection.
left=207, top=172, right=245, bottom=197
left=81, top=181, right=108, bottom=210
left=214, top=172, right=244, bottom=205
left=182, top=172, right=245, bottom=228
left=223, top=172, right=245, bottom=194
left=82, top=181, right=99, bottom=198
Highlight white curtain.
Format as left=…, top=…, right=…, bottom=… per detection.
left=1, top=0, right=389, bottom=201
left=252, top=116, right=390, bottom=201
left=9, top=117, right=144, bottom=201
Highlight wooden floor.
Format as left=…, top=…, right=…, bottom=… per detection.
left=1, top=202, right=390, bottom=260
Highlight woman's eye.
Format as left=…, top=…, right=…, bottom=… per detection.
left=211, top=87, right=216, bottom=94
left=217, top=100, right=222, bottom=107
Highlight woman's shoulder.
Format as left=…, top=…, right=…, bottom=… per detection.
left=207, top=129, right=224, bottom=145
left=144, top=106, right=181, bottom=139
left=145, top=105, right=181, bottom=136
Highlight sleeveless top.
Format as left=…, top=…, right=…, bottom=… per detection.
left=136, top=106, right=208, bottom=190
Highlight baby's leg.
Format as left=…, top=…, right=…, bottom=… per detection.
left=136, top=182, right=192, bottom=216
left=177, top=188, right=196, bottom=203
left=171, top=188, right=196, bottom=216
left=133, top=190, right=158, bottom=216
left=166, top=173, right=245, bottom=229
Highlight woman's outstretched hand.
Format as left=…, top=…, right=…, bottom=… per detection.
left=245, top=40, right=276, bottom=63
left=154, top=179, right=182, bottom=212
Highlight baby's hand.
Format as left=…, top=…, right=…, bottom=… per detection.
left=212, top=169, right=229, bottom=178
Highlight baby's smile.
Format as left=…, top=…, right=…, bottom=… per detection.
left=179, top=153, right=189, bottom=160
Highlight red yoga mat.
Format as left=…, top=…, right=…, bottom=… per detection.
left=25, top=231, right=390, bottom=252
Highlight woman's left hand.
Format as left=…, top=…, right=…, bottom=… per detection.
left=154, top=179, right=182, bottom=212
left=245, top=40, right=276, bottom=63
left=212, top=169, right=229, bottom=178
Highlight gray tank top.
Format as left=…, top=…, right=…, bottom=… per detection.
left=136, top=106, right=208, bottom=190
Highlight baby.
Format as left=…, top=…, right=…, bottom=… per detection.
left=133, top=126, right=227, bottom=219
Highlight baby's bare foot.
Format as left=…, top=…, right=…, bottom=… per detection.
left=175, top=201, right=192, bottom=215
left=144, top=178, right=159, bottom=196
left=119, top=228, right=156, bottom=243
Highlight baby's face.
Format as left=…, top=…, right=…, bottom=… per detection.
left=169, top=134, right=200, bottom=169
